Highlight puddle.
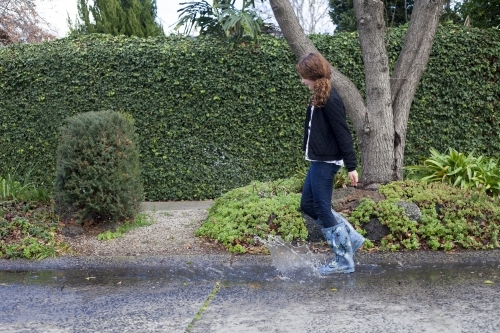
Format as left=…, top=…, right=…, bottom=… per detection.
left=0, top=252, right=498, bottom=289
left=255, top=235, right=321, bottom=281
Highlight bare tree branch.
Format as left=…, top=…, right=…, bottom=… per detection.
left=0, top=0, right=55, bottom=45
left=259, top=0, right=333, bottom=34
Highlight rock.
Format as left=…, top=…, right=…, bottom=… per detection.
left=61, top=225, right=84, bottom=238
left=396, top=201, right=422, bottom=222
left=363, top=217, right=391, bottom=242
left=331, top=187, right=356, bottom=204
left=303, top=214, right=324, bottom=242
left=364, top=183, right=381, bottom=191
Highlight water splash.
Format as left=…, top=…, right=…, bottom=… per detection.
left=255, top=235, right=324, bottom=280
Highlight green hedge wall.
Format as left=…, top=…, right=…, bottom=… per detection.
left=0, top=24, right=498, bottom=200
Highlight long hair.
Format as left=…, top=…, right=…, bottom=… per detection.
left=296, top=53, right=332, bottom=107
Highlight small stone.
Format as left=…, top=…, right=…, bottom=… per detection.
left=396, top=201, right=422, bottom=222
left=364, top=183, right=381, bottom=191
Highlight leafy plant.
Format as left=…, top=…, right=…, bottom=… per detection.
left=195, top=177, right=307, bottom=253
left=1, top=174, right=27, bottom=201
left=176, top=0, right=264, bottom=39
left=406, top=148, right=500, bottom=198
left=0, top=202, right=68, bottom=260
left=1, top=174, right=51, bottom=203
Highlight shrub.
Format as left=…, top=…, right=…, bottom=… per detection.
left=54, top=111, right=144, bottom=223
left=1, top=25, right=498, bottom=201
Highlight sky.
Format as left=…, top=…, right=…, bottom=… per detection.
left=36, top=0, right=334, bottom=38
left=35, top=0, right=203, bottom=38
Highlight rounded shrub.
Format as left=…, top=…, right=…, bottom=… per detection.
left=55, top=111, right=144, bottom=223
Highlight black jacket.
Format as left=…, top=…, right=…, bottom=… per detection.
left=302, top=88, right=357, bottom=172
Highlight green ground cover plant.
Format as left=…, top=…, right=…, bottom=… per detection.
left=347, top=181, right=500, bottom=251
left=0, top=174, right=61, bottom=260
left=197, top=169, right=500, bottom=253
left=195, top=177, right=307, bottom=253
left=0, top=200, right=68, bottom=260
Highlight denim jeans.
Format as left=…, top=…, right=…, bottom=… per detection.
left=300, top=162, right=341, bottom=228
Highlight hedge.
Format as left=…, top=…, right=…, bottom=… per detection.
left=0, top=24, right=498, bottom=200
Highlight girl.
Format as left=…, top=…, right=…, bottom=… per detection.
left=296, top=52, right=365, bottom=274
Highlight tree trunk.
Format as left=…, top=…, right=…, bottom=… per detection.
left=353, top=0, right=394, bottom=184
left=389, top=0, right=444, bottom=179
left=269, top=0, right=443, bottom=185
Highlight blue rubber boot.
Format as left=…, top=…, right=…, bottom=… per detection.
left=331, top=210, right=365, bottom=252
left=318, top=223, right=355, bottom=275
left=315, top=211, right=365, bottom=252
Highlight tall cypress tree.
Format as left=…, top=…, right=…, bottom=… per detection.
left=69, top=0, right=164, bottom=37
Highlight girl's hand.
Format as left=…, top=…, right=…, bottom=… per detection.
left=348, top=170, right=358, bottom=187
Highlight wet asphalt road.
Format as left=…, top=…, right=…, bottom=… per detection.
left=1, top=253, right=500, bottom=333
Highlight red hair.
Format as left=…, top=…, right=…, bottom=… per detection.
left=296, top=53, right=332, bottom=107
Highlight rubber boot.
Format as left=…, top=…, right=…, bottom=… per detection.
left=318, top=223, right=355, bottom=275
left=331, top=210, right=365, bottom=252
left=315, top=211, right=365, bottom=252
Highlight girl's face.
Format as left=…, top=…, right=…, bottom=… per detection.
left=301, top=77, right=315, bottom=90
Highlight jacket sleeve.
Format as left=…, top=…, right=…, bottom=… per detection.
left=324, top=90, right=357, bottom=172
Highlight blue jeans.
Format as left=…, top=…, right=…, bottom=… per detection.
left=300, top=162, right=341, bottom=228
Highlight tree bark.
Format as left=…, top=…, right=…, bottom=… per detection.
left=390, top=0, right=443, bottom=179
left=269, top=0, right=444, bottom=185
left=353, top=0, right=394, bottom=184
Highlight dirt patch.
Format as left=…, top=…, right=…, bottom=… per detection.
left=332, top=187, right=385, bottom=213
